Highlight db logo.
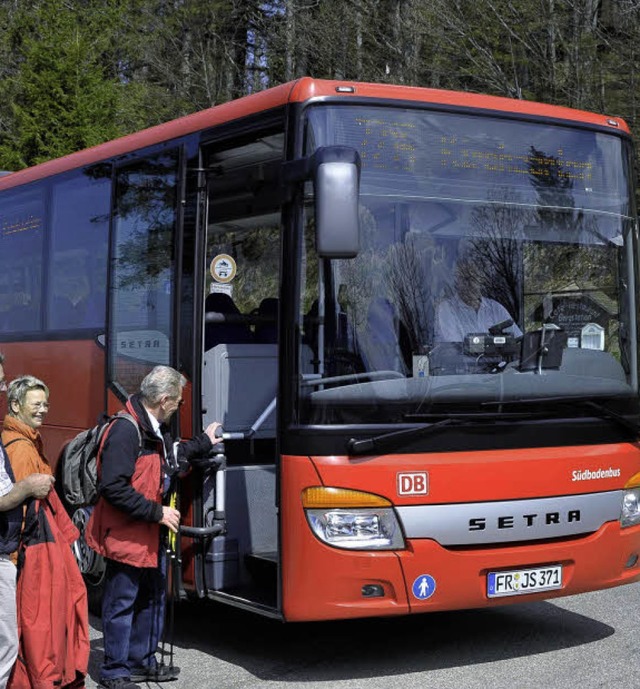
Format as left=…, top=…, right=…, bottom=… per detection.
left=397, top=472, right=429, bottom=496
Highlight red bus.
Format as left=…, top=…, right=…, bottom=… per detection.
left=1, top=78, right=639, bottom=621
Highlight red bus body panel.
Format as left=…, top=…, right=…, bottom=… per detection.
left=0, top=79, right=627, bottom=193
left=281, top=444, right=640, bottom=621
left=0, top=341, right=104, bottom=468
left=0, top=77, right=633, bottom=620
left=308, top=443, right=639, bottom=502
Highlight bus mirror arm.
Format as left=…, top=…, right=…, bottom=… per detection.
left=282, top=145, right=360, bottom=183
left=282, top=146, right=361, bottom=259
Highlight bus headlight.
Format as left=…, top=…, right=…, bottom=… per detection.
left=621, top=488, right=640, bottom=528
left=302, top=487, right=405, bottom=550
left=622, top=473, right=640, bottom=528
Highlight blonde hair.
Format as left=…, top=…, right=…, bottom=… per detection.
left=7, top=375, right=49, bottom=414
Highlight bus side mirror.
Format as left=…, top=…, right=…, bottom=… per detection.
left=313, top=147, right=361, bottom=258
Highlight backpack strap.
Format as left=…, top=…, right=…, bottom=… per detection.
left=4, top=438, right=31, bottom=449
left=96, top=412, right=143, bottom=470
left=16, top=497, right=37, bottom=576
left=108, top=412, right=142, bottom=450
left=116, top=412, right=143, bottom=447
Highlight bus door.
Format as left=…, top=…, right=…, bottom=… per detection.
left=106, top=147, right=182, bottom=408
left=197, top=125, right=285, bottom=615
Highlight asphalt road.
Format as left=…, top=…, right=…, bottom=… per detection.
left=85, top=582, right=640, bottom=689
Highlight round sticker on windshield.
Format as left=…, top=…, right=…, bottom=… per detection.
left=210, top=254, right=237, bottom=283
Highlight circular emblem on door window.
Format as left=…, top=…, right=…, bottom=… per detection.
left=210, top=254, right=237, bottom=283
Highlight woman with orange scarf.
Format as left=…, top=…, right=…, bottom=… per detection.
left=2, top=376, right=52, bottom=481
left=2, top=375, right=89, bottom=689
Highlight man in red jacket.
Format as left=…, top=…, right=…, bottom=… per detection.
left=87, top=366, right=220, bottom=689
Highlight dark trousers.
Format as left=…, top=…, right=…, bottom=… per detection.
left=100, top=554, right=166, bottom=681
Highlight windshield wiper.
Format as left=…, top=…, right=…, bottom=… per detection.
left=348, top=397, right=639, bottom=456
left=482, top=396, right=640, bottom=435
left=348, top=409, right=540, bottom=455
left=348, top=418, right=459, bottom=456
left=404, top=411, right=546, bottom=421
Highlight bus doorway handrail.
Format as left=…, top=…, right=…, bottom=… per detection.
left=222, top=396, right=276, bottom=440
left=180, top=444, right=227, bottom=540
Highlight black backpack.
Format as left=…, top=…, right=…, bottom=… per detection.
left=59, top=412, right=140, bottom=508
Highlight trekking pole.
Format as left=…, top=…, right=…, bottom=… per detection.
left=159, top=435, right=227, bottom=673
left=161, top=487, right=179, bottom=674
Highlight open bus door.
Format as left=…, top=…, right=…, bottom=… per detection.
left=106, top=146, right=183, bottom=410
left=191, top=123, right=286, bottom=618
left=66, top=146, right=186, bottom=613
left=191, top=133, right=363, bottom=619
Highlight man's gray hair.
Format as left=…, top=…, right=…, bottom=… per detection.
left=0, top=352, right=4, bottom=365
left=8, top=375, right=49, bottom=412
left=140, top=366, right=186, bottom=405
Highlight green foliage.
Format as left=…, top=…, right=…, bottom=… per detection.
left=0, top=0, right=640, bottom=171
left=0, top=2, right=123, bottom=167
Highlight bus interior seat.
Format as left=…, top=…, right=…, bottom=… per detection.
left=202, top=343, right=278, bottom=437
left=254, top=297, right=278, bottom=343
left=202, top=339, right=315, bottom=435
left=357, top=297, right=407, bottom=374
left=204, top=292, right=252, bottom=350
left=302, top=299, right=319, bottom=355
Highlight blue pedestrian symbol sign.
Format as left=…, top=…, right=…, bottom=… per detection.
left=412, top=574, right=436, bottom=600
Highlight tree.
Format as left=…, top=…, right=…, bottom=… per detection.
left=0, top=0, right=639, bottom=174
left=0, top=1, right=145, bottom=169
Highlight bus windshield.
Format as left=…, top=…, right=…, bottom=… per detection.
left=297, top=104, right=636, bottom=425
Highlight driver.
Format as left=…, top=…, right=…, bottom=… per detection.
left=435, top=257, right=522, bottom=343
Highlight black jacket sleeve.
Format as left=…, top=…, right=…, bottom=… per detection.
left=175, top=432, right=215, bottom=467
left=99, top=417, right=163, bottom=524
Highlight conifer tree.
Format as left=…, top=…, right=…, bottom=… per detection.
left=0, top=1, right=142, bottom=169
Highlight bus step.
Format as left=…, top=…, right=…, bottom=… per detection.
left=245, top=551, right=277, bottom=590
left=247, top=550, right=278, bottom=564
left=207, top=589, right=281, bottom=619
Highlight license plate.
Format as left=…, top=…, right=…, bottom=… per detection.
left=487, top=564, right=563, bottom=598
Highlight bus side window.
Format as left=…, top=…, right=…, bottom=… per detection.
left=0, top=189, right=45, bottom=333
left=47, top=167, right=110, bottom=331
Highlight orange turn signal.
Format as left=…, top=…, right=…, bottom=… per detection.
left=301, top=486, right=391, bottom=509
left=625, top=472, right=640, bottom=489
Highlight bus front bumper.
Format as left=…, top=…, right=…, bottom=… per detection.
left=282, top=521, right=640, bottom=621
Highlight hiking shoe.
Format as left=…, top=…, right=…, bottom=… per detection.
left=98, top=678, right=141, bottom=689
left=130, top=664, right=180, bottom=683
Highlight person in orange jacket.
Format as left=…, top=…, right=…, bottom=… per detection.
left=0, top=360, right=57, bottom=689
left=2, top=375, right=52, bottom=482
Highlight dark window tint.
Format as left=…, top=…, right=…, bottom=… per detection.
left=47, top=165, right=111, bottom=330
left=109, top=151, right=179, bottom=397
left=0, top=190, right=45, bottom=333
